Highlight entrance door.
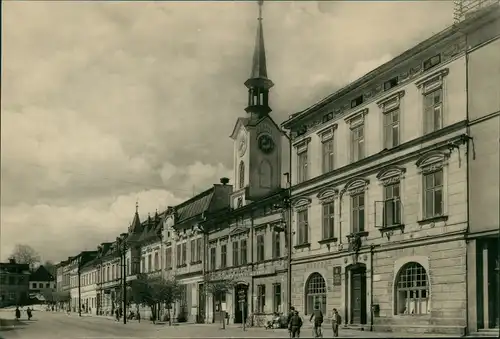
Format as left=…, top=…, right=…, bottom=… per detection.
left=198, top=283, right=205, bottom=323
left=488, top=241, right=499, bottom=328
left=350, top=268, right=367, bottom=324
left=234, top=284, right=248, bottom=324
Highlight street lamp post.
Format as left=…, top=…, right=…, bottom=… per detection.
left=117, top=237, right=127, bottom=324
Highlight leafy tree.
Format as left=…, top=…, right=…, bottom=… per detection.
left=129, top=274, right=183, bottom=325
left=9, top=244, right=40, bottom=271
left=203, top=277, right=235, bottom=329
left=154, top=277, right=182, bottom=325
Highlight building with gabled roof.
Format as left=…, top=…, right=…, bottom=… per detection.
left=29, top=265, right=56, bottom=300
left=162, top=180, right=232, bottom=323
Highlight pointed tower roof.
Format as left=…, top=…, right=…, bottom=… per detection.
left=244, top=0, right=274, bottom=90
left=129, top=201, right=142, bottom=234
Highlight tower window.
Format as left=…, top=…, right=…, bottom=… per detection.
left=260, top=92, right=264, bottom=105
left=239, top=161, right=245, bottom=189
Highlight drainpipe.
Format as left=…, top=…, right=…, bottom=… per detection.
left=250, top=211, right=255, bottom=321
left=370, top=245, right=375, bottom=332
left=78, top=263, right=82, bottom=317
left=282, top=128, right=293, bottom=311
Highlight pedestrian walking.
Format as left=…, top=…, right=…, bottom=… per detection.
left=26, top=307, right=32, bottom=320
left=136, top=310, right=141, bottom=323
left=287, top=306, right=295, bottom=337
left=288, top=310, right=303, bottom=338
left=309, top=304, right=324, bottom=338
left=15, top=307, right=21, bottom=321
left=331, top=308, right=341, bottom=337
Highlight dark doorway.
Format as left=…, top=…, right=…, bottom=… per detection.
left=234, top=283, right=248, bottom=324
left=198, top=283, right=205, bottom=323
left=350, top=266, right=367, bottom=324
left=488, top=239, right=499, bottom=328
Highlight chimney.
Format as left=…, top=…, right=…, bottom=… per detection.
left=220, top=177, right=230, bottom=185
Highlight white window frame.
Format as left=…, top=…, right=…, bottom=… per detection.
left=345, top=109, right=368, bottom=164
left=321, top=200, right=335, bottom=240
left=297, top=209, right=309, bottom=245
left=317, top=125, right=337, bottom=174
left=294, top=138, right=311, bottom=184
left=416, top=151, right=449, bottom=221
left=377, top=91, right=405, bottom=150
left=343, top=179, right=369, bottom=235
left=415, top=68, right=449, bottom=136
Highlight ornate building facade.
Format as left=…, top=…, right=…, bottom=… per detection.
left=279, top=7, right=499, bottom=336
left=202, top=1, right=289, bottom=326
left=464, top=3, right=500, bottom=335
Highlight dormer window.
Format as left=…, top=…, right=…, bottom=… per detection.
left=351, top=95, right=363, bottom=109
left=384, top=77, right=399, bottom=91
left=423, top=54, right=441, bottom=71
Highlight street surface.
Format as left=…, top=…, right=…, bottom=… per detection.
left=1, top=309, right=457, bottom=338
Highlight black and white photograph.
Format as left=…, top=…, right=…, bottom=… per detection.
left=1, top=0, right=499, bottom=338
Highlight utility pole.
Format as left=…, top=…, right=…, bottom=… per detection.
left=78, top=258, right=82, bottom=317
left=121, top=240, right=127, bottom=324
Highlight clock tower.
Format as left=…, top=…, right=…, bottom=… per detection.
left=229, top=0, right=282, bottom=208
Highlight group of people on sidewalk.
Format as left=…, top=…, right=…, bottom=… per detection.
left=286, top=305, right=342, bottom=338
left=14, top=306, right=33, bottom=321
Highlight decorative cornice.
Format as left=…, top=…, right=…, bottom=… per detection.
left=344, top=108, right=369, bottom=124
left=316, top=124, right=338, bottom=137
left=283, top=36, right=466, bottom=133
left=376, top=90, right=405, bottom=108
left=415, top=150, right=450, bottom=168
left=316, top=187, right=338, bottom=201
left=291, top=196, right=312, bottom=208
left=341, top=177, right=370, bottom=196
left=376, top=166, right=406, bottom=185
left=415, top=68, right=450, bottom=88
left=292, top=136, right=312, bottom=148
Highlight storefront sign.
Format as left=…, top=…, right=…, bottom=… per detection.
left=333, top=266, right=341, bottom=286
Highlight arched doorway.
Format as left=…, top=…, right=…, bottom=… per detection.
left=305, top=272, right=327, bottom=316
left=234, top=282, right=249, bottom=324
left=347, top=263, right=367, bottom=325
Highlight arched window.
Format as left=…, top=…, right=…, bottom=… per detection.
left=395, top=262, right=429, bottom=315
left=305, top=272, right=327, bottom=315
left=154, top=252, right=159, bottom=271
left=239, top=161, right=245, bottom=189
left=258, top=160, right=272, bottom=188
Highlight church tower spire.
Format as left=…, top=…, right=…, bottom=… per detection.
left=244, top=0, right=274, bottom=119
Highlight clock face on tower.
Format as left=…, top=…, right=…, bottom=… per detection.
left=258, top=134, right=275, bottom=154
left=238, top=133, right=247, bottom=157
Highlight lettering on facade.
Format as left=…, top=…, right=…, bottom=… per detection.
left=333, top=266, right=341, bottom=286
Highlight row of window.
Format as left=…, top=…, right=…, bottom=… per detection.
left=209, top=233, right=282, bottom=271
left=303, top=262, right=429, bottom=317
left=0, top=275, right=26, bottom=285
left=296, top=169, right=444, bottom=245
left=296, top=76, right=446, bottom=184
left=30, top=282, right=52, bottom=289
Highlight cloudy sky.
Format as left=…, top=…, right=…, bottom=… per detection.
left=1, top=1, right=454, bottom=262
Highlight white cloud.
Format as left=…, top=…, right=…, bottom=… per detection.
left=1, top=1, right=455, bottom=262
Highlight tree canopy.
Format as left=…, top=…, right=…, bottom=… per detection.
left=203, top=277, right=235, bottom=301
left=9, top=244, right=40, bottom=270
left=128, top=274, right=182, bottom=308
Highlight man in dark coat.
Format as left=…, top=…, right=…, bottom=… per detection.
left=289, top=310, right=303, bottom=338
left=309, top=304, right=324, bottom=338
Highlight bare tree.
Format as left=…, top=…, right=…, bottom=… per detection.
left=9, top=244, right=40, bottom=271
